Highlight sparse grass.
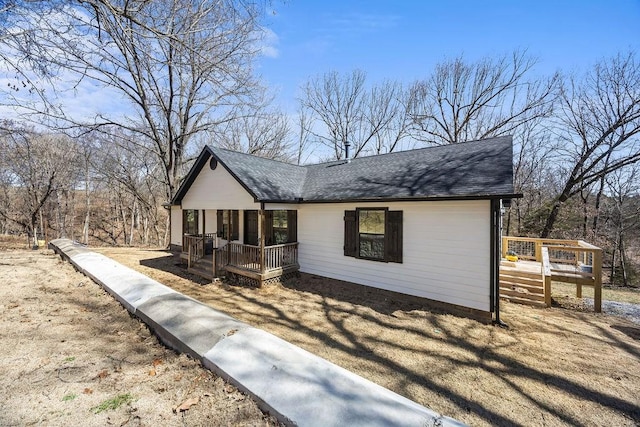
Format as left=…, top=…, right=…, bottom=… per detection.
left=62, top=394, right=77, bottom=402
left=90, top=394, right=134, bottom=414
left=95, top=247, right=640, bottom=426
left=63, top=356, right=75, bottom=363
left=552, top=281, right=640, bottom=304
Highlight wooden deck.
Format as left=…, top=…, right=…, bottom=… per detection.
left=500, top=237, right=603, bottom=312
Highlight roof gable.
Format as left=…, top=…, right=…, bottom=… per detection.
left=171, top=136, right=516, bottom=205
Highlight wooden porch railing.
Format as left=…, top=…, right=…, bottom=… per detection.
left=265, top=242, right=299, bottom=271
left=226, top=242, right=299, bottom=273
left=182, top=239, right=299, bottom=285
left=502, top=236, right=602, bottom=312
left=183, top=233, right=216, bottom=268
left=227, top=242, right=261, bottom=271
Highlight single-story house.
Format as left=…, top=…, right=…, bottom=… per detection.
left=169, top=136, right=518, bottom=322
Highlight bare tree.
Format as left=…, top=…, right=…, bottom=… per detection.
left=214, top=105, right=294, bottom=162
left=295, top=106, right=315, bottom=165
left=0, top=127, right=80, bottom=246
left=408, top=50, right=559, bottom=145
left=0, top=0, right=266, bottom=200
left=541, top=52, right=640, bottom=237
left=92, top=129, right=168, bottom=246
left=299, top=70, right=409, bottom=160
left=603, top=165, right=640, bottom=286
left=504, top=122, right=557, bottom=235
left=299, top=70, right=366, bottom=159
left=367, top=81, right=412, bottom=155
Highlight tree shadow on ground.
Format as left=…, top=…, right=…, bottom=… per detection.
left=283, top=273, right=436, bottom=316
left=610, top=323, right=640, bottom=340
left=131, top=251, right=640, bottom=426
left=138, top=252, right=211, bottom=286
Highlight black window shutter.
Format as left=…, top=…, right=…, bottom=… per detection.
left=386, top=211, right=403, bottom=263
left=216, top=210, right=223, bottom=237
left=344, top=210, right=357, bottom=257
left=287, top=210, right=298, bottom=243
left=232, top=210, right=239, bottom=240
left=264, top=211, right=274, bottom=246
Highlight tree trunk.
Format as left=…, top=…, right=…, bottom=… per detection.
left=619, top=234, right=628, bottom=287
left=83, top=169, right=90, bottom=244
left=610, top=242, right=617, bottom=286
left=505, top=206, right=512, bottom=236
left=541, top=199, right=563, bottom=238
left=581, top=192, right=588, bottom=239
left=591, top=176, right=606, bottom=235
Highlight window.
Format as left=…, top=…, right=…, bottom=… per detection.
left=216, top=210, right=239, bottom=240
left=183, top=210, right=198, bottom=235
left=272, top=210, right=289, bottom=244
left=264, top=210, right=297, bottom=246
left=358, top=209, right=385, bottom=260
left=344, top=209, right=402, bottom=263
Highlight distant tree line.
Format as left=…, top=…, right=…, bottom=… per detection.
left=0, top=1, right=638, bottom=285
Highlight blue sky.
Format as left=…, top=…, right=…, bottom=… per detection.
left=258, top=0, right=640, bottom=111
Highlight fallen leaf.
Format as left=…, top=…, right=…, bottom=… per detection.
left=149, top=369, right=156, bottom=376
left=83, top=388, right=93, bottom=395
left=96, top=369, right=109, bottom=379
left=226, top=328, right=238, bottom=336
left=173, top=397, right=199, bottom=413
left=152, top=358, right=163, bottom=367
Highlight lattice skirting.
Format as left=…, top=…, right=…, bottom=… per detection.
left=224, top=270, right=299, bottom=288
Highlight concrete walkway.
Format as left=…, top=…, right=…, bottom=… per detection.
left=49, top=239, right=465, bottom=427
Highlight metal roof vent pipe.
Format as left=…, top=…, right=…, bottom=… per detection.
left=344, top=141, right=351, bottom=164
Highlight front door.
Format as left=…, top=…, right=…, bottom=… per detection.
left=244, top=210, right=259, bottom=246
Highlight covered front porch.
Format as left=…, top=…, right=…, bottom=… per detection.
left=177, top=208, right=299, bottom=287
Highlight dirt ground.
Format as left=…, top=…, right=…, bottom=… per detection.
left=0, top=247, right=280, bottom=426
left=90, top=246, right=640, bottom=427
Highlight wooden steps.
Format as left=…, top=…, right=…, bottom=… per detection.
left=187, top=258, right=216, bottom=280
left=500, top=263, right=546, bottom=307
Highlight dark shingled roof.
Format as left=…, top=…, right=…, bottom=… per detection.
left=171, top=136, right=516, bottom=205
left=211, top=148, right=308, bottom=201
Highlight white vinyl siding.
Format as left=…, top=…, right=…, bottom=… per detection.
left=181, top=164, right=259, bottom=210
left=297, top=200, right=491, bottom=312
left=170, top=206, right=182, bottom=246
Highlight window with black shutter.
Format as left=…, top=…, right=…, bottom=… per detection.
left=344, top=209, right=402, bottom=263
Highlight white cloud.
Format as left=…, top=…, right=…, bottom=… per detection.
left=259, top=27, right=280, bottom=59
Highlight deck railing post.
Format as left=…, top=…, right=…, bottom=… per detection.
left=542, top=247, right=552, bottom=307
left=187, top=238, right=192, bottom=269
left=501, top=236, right=508, bottom=259
left=534, top=241, right=542, bottom=262
left=593, top=249, right=603, bottom=313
